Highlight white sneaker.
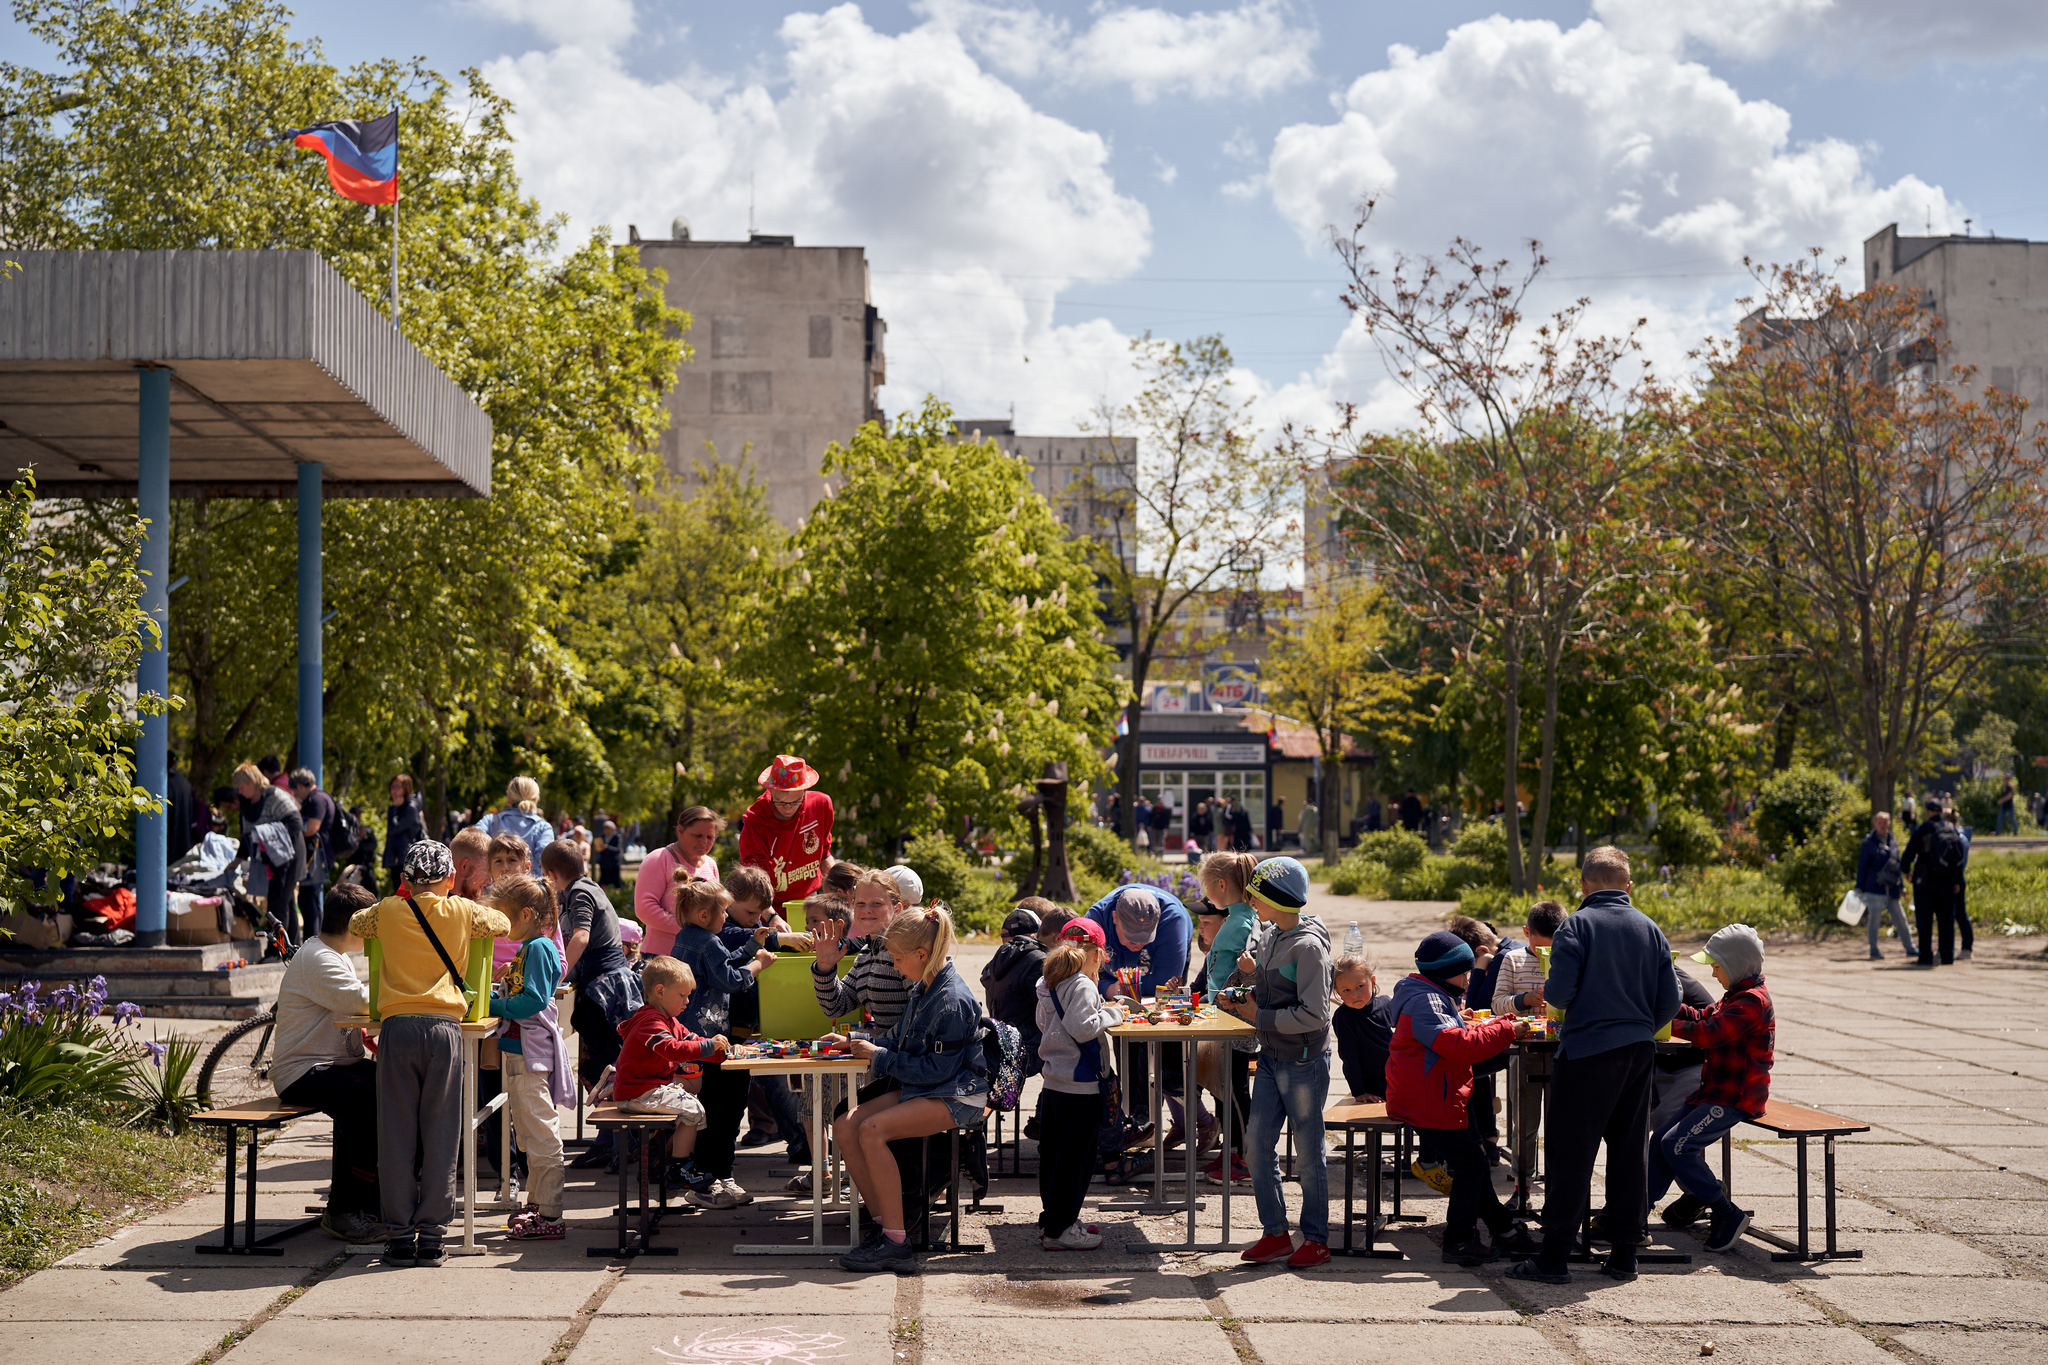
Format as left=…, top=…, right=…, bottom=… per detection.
left=1042, top=1221, right=1104, bottom=1250
left=718, top=1177, right=754, bottom=1206
left=686, top=1185, right=738, bottom=1210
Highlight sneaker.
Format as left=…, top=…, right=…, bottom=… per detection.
left=507, top=1213, right=566, bottom=1240
left=381, top=1234, right=416, bottom=1267
left=737, top=1128, right=778, bottom=1148
left=1504, top=1258, right=1571, bottom=1285
left=1411, top=1159, right=1455, bottom=1194
left=1442, top=1238, right=1495, bottom=1267
left=1494, top=1223, right=1542, bottom=1257
left=1240, top=1233, right=1295, bottom=1263
left=1119, top=1119, right=1157, bottom=1151
left=1703, top=1201, right=1751, bottom=1253
left=1286, top=1240, right=1331, bottom=1269
left=320, top=1208, right=381, bottom=1242
left=1957, top=949, right=1973, bottom=961
left=1868, top=951, right=1884, bottom=960
left=413, top=1233, right=447, bottom=1268
left=718, top=1177, right=754, bottom=1206
left=1195, top=1117, right=1219, bottom=1153
left=1043, top=1221, right=1105, bottom=1251
left=1598, top=1255, right=1638, bottom=1282
left=1162, top=1121, right=1187, bottom=1151
left=838, top=1232, right=918, bottom=1275
left=686, top=1184, right=739, bottom=1210
left=1204, top=1153, right=1251, bottom=1185
left=1661, top=1194, right=1708, bottom=1228
left=505, top=1202, right=541, bottom=1231
left=787, top=1171, right=814, bottom=1193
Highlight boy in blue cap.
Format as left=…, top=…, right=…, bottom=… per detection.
left=1217, top=856, right=1334, bottom=1270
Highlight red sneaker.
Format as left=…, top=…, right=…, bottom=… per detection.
left=1240, top=1233, right=1295, bottom=1263
left=1286, top=1240, right=1331, bottom=1270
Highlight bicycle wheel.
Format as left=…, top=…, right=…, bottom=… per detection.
left=197, top=1011, right=280, bottom=1109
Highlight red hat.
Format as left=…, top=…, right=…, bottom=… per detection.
left=758, top=754, right=821, bottom=792
left=1059, top=918, right=1106, bottom=949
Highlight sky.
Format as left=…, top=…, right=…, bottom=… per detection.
left=9, top=0, right=2048, bottom=442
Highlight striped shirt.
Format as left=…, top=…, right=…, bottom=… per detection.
left=812, top=939, right=911, bottom=1033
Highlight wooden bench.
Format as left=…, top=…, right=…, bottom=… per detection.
left=191, top=1099, right=318, bottom=1256
left=1721, top=1099, right=1869, bottom=1262
left=585, top=1104, right=683, bottom=1259
left=1323, top=1100, right=1424, bottom=1259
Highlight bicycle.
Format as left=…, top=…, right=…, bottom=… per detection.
left=194, top=908, right=300, bottom=1109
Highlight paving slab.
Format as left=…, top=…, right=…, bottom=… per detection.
left=1740, top=1231, right=2007, bottom=1276
left=227, top=1315, right=565, bottom=1365
left=1957, top=1234, right=2048, bottom=1266
left=54, top=1220, right=344, bottom=1268
left=1890, top=1330, right=2048, bottom=1365
left=280, top=1255, right=599, bottom=1319
left=570, top=1314, right=893, bottom=1365
left=139, top=1192, right=333, bottom=1225
left=1837, top=1170, right=2048, bottom=1200
left=917, top=1269, right=1208, bottom=1317
left=1806, top=1275, right=2048, bottom=1327
left=1570, top=1324, right=1898, bottom=1365
left=1488, top=1267, right=1823, bottom=1323
left=927, top=1316, right=1231, bottom=1365
left=603, top=1265, right=885, bottom=1316
left=1716, top=1196, right=1919, bottom=1233
left=0, top=1265, right=301, bottom=1321
left=1245, top=1321, right=1572, bottom=1365
left=1884, top=1198, right=2048, bottom=1234
left=1878, top=1123, right=2048, bottom=1146
left=0, top=1315, right=246, bottom=1365
left=1212, top=1267, right=1519, bottom=1322
left=1826, top=1144, right=1991, bottom=1172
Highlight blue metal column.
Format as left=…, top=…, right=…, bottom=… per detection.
left=134, top=368, right=170, bottom=948
left=296, top=462, right=322, bottom=784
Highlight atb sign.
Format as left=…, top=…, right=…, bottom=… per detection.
left=1203, top=661, right=1260, bottom=709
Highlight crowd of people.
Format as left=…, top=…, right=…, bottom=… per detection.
left=255, top=748, right=1776, bottom=1281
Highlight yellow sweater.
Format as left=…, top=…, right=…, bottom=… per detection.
left=349, top=892, right=511, bottom=1020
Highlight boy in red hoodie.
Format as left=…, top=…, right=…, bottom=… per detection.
left=614, top=956, right=727, bottom=1165
left=1387, top=930, right=1539, bottom=1266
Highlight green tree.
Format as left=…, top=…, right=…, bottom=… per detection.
left=1077, top=335, right=1297, bottom=847
left=0, top=475, right=165, bottom=906
left=2, top=0, right=685, bottom=823
left=1263, top=580, right=1419, bottom=864
left=568, top=462, right=781, bottom=827
left=738, top=399, right=1120, bottom=861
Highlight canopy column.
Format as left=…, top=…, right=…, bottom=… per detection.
left=297, top=462, right=322, bottom=784
left=134, top=366, right=170, bottom=949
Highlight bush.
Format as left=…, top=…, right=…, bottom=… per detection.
left=1064, top=821, right=1135, bottom=883
left=1954, top=776, right=2017, bottom=833
left=1768, top=803, right=1865, bottom=931
left=1448, top=820, right=1513, bottom=887
left=1353, top=828, right=1429, bottom=875
left=1653, top=806, right=1723, bottom=870
left=1754, top=767, right=1857, bottom=854
left=901, top=831, right=978, bottom=909
left=1327, top=852, right=1380, bottom=897
left=0, top=977, right=144, bottom=1111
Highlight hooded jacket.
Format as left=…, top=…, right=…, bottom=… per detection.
left=1035, top=970, right=1121, bottom=1095
left=1386, top=972, right=1518, bottom=1129
left=1251, top=914, right=1334, bottom=1061
left=980, top=934, right=1047, bottom=1048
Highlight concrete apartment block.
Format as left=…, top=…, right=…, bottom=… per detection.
left=630, top=226, right=886, bottom=526
left=1866, top=223, right=2048, bottom=434
left=950, top=418, right=1135, bottom=564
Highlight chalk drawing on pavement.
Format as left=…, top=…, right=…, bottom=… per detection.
left=654, top=1326, right=850, bottom=1365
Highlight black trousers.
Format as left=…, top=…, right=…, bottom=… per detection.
left=1956, top=885, right=1975, bottom=952
left=1223, top=1048, right=1252, bottom=1149
left=1416, top=1125, right=1512, bottom=1243
left=1538, top=1041, right=1655, bottom=1266
left=696, top=1063, right=752, bottom=1179
left=280, top=1059, right=379, bottom=1215
left=292, top=883, right=322, bottom=946
left=1038, top=1088, right=1104, bottom=1235
left=1914, top=884, right=1958, bottom=965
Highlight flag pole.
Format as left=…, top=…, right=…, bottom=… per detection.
left=390, top=193, right=399, bottom=329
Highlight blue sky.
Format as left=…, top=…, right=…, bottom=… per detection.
left=9, top=0, right=2047, bottom=436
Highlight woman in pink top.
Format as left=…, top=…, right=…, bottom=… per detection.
left=634, top=806, right=723, bottom=956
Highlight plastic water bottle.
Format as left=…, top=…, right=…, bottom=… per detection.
left=1344, top=921, right=1364, bottom=955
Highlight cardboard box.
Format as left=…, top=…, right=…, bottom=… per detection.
left=166, top=898, right=232, bottom=946
left=0, top=911, right=72, bottom=951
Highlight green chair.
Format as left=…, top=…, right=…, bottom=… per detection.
left=367, top=934, right=494, bottom=1023
left=757, top=954, right=858, bottom=1040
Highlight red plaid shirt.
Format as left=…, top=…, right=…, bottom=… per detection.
left=1674, top=977, right=1773, bottom=1117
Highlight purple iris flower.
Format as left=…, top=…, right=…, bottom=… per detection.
left=113, top=1001, right=142, bottom=1024
left=142, top=1039, right=167, bottom=1068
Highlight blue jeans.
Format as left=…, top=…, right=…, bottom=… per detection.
left=1248, top=1046, right=1330, bottom=1244
left=1861, top=892, right=1916, bottom=957
left=1647, top=1101, right=1745, bottom=1208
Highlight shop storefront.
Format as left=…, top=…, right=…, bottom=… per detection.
left=1136, top=735, right=1271, bottom=853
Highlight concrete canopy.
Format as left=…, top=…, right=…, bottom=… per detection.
left=0, top=250, right=489, bottom=496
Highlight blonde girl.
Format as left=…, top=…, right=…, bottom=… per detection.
left=1034, top=918, right=1124, bottom=1250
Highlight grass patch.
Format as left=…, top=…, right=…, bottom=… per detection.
left=0, top=1099, right=218, bottom=1282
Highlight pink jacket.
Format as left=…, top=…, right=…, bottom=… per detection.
left=633, top=844, right=718, bottom=957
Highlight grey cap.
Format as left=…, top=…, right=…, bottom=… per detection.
left=1691, top=924, right=1764, bottom=982
left=883, top=864, right=924, bottom=906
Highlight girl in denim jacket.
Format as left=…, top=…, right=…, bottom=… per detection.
left=827, top=905, right=988, bottom=1274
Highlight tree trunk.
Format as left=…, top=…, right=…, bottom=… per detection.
left=1500, top=616, right=1529, bottom=893
left=1322, top=737, right=1343, bottom=866
left=1529, top=637, right=1565, bottom=896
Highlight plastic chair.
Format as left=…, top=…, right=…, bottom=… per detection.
left=782, top=899, right=807, bottom=932
left=366, top=935, right=493, bottom=1022
left=756, top=954, right=858, bottom=1040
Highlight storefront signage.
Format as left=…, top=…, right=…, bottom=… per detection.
left=1139, top=742, right=1266, bottom=766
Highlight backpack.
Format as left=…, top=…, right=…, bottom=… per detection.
left=979, top=1015, right=1026, bottom=1112
left=1929, top=823, right=1969, bottom=880
left=328, top=805, right=365, bottom=863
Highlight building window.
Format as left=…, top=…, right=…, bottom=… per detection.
left=711, top=371, right=773, bottom=414
left=809, top=315, right=833, bottom=358
left=712, top=315, right=747, bottom=358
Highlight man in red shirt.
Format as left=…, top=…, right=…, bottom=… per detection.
left=738, top=754, right=835, bottom=902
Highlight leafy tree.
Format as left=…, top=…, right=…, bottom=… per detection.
left=567, top=462, right=781, bottom=827
left=1263, top=579, right=1418, bottom=864
left=1681, top=258, right=2048, bottom=817
left=1308, top=208, right=1679, bottom=892
left=1, top=0, right=684, bottom=824
left=737, top=399, right=1120, bottom=861
left=1076, top=335, right=1296, bottom=847
left=0, top=474, right=165, bottom=906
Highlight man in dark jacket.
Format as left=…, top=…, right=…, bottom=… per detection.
left=1900, top=799, right=1967, bottom=966
left=1508, top=845, right=1680, bottom=1286
left=980, top=905, right=1048, bottom=1068
left=1855, top=811, right=1915, bottom=960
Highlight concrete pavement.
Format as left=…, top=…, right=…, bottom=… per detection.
left=9, top=885, right=2045, bottom=1365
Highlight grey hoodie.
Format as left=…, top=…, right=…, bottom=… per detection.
left=1035, top=971, right=1122, bottom=1095
left=1253, top=914, right=1334, bottom=1061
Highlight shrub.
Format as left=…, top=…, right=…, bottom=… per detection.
left=1352, top=828, right=1428, bottom=875
left=901, top=831, right=978, bottom=909
left=1448, top=820, right=1513, bottom=887
left=1768, top=803, right=1865, bottom=932
left=1326, top=852, right=1381, bottom=897
left=1954, top=776, right=2015, bottom=833
left=121, top=1034, right=202, bottom=1135
left=1722, top=819, right=1768, bottom=869
left=1754, top=767, right=1857, bottom=854
left=1064, top=821, right=1134, bottom=883
left=1653, top=806, right=1723, bottom=870
left=0, top=977, right=144, bottom=1110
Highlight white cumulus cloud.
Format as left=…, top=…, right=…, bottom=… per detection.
left=1594, top=0, right=2048, bottom=64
